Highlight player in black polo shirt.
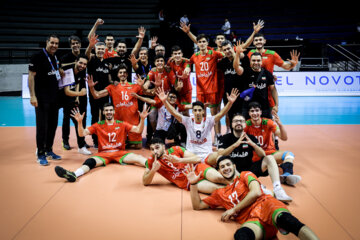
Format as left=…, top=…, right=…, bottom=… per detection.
left=218, top=113, right=293, bottom=202
left=87, top=41, right=111, bottom=148
left=28, top=34, right=62, bottom=166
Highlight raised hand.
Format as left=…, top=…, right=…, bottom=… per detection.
left=183, top=164, right=201, bottom=185
left=139, top=103, right=150, bottom=119
left=135, top=74, right=146, bottom=86
left=129, top=54, right=140, bottom=65
left=155, top=86, right=168, bottom=102
left=137, top=26, right=146, bottom=39
left=253, top=19, right=265, bottom=33
left=70, top=107, right=85, bottom=123
left=288, top=49, right=300, bottom=68
left=86, top=75, right=97, bottom=88
left=89, top=34, right=99, bottom=48
left=95, top=18, right=104, bottom=26
left=150, top=36, right=158, bottom=49
left=153, top=73, right=163, bottom=87
left=179, top=22, right=191, bottom=34
left=152, top=156, right=161, bottom=172
left=226, top=88, right=240, bottom=103
left=235, top=40, right=246, bottom=54
left=272, top=110, right=281, bottom=124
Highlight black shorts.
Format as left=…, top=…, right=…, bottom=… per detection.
left=238, top=157, right=269, bottom=177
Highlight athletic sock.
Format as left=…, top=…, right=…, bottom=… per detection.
left=74, top=168, right=84, bottom=177
left=281, top=162, right=294, bottom=175
left=273, top=180, right=281, bottom=190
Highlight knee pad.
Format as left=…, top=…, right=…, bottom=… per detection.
left=276, top=212, right=305, bottom=236
left=234, top=227, right=255, bottom=240
left=83, top=158, right=97, bottom=169
left=281, top=151, right=295, bottom=161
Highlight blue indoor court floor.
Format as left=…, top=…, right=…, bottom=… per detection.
left=0, top=96, right=360, bottom=126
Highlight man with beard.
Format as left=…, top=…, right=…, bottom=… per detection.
left=184, top=157, right=319, bottom=240
left=61, top=55, right=91, bottom=155
left=88, top=64, right=145, bottom=149
left=54, top=103, right=149, bottom=182
left=143, top=137, right=239, bottom=194
left=106, top=26, right=146, bottom=84
left=28, top=34, right=62, bottom=165
left=216, top=113, right=293, bottom=202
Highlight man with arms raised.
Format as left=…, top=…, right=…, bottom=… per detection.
left=54, top=103, right=149, bottom=182
left=184, top=157, right=319, bottom=240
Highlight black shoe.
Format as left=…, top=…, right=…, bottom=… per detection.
left=62, top=141, right=71, bottom=150
left=55, top=166, right=77, bottom=182
left=275, top=139, right=279, bottom=150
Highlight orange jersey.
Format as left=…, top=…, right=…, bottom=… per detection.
left=106, top=83, right=143, bottom=125
left=190, top=49, right=224, bottom=94
left=167, top=59, right=192, bottom=94
left=87, top=120, right=133, bottom=152
left=203, top=171, right=288, bottom=239
left=103, top=49, right=118, bottom=59
left=146, top=68, right=175, bottom=92
left=248, top=49, right=284, bottom=74
left=244, top=118, right=278, bottom=153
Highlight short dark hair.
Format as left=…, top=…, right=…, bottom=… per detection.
left=196, top=34, right=208, bottom=42
left=75, top=54, right=89, bottom=62
left=171, top=45, right=182, bottom=54
left=250, top=52, right=262, bottom=58
left=154, top=54, right=165, bottom=62
left=68, top=35, right=81, bottom=46
left=216, top=156, right=234, bottom=170
left=150, top=137, right=165, bottom=145
left=116, top=39, right=127, bottom=47
left=103, top=102, right=114, bottom=110
left=46, top=34, right=59, bottom=42
left=231, top=112, right=245, bottom=122
left=192, top=101, right=204, bottom=110
left=106, top=33, right=114, bottom=38
left=117, top=64, right=128, bottom=73
left=248, top=101, right=262, bottom=110
left=215, top=33, right=226, bottom=38
left=254, top=33, right=265, bottom=39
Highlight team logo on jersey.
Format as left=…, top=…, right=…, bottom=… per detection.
left=206, top=57, right=211, bottom=60
left=243, top=144, right=248, bottom=148
left=115, top=127, right=120, bottom=130
left=261, top=77, right=266, bottom=81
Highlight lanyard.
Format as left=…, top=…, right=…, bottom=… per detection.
left=43, top=48, right=59, bottom=71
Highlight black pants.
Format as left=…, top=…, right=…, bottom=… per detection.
left=35, top=100, right=59, bottom=155
left=89, top=94, right=109, bottom=146
left=62, top=99, right=87, bottom=148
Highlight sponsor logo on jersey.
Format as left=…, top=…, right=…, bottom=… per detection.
left=230, top=151, right=249, bottom=158
left=190, top=138, right=208, bottom=145
left=197, top=71, right=213, bottom=78
left=115, top=101, right=134, bottom=108
left=103, top=142, right=122, bottom=149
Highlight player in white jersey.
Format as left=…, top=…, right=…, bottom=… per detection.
left=156, top=87, right=239, bottom=161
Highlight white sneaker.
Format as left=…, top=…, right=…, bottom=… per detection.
left=260, top=184, right=274, bottom=196
left=78, top=147, right=91, bottom=155
left=280, top=174, right=302, bottom=186
left=274, top=187, right=293, bottom=203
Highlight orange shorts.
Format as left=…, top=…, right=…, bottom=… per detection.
left=93, top=150, right=131, bottom=165
left=236, top=194, right=289, bottom=239
left=197, top=92, right=220, bottom=107
left=127, top=131, right=142, bottom=145
left=179, top=91, right=192, bottom=105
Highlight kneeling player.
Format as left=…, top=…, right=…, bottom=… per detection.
left=55, top=103, right=149, bottom=182
left=184, top=157, right=319, bottom=240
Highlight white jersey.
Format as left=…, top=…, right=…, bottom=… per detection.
left=156, top=105, right=173, bottom=131
left=181, top=115, right=215, bottom=160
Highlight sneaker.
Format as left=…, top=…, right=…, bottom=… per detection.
left=275, top=139, right=279, bottom=150
left=54, top=166, right=76, bottom=182
left=45, top=151, right=62, bottom=160
left=280, top=174, right=302, bottom=186
left=62, top=141, right=71, bottom=150
left=260, top=184, right=274, bottom=196
left=37, top=155, right=49, bottom=166
left=274, top=187, right=292, bottom=202
left=78, top=146, right=91, bottom=155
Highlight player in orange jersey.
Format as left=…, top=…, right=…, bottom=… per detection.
left=143, top=136, right=251, bottom=194
left=184, top=157, right=319, bottom=240
left=245, top=102, right=301, bottom=186
left=88, top=64, right=144, bottom=149
left=54, top=103, right=150, bottom=182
